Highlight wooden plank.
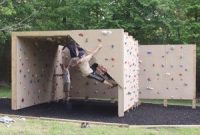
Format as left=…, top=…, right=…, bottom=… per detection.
left=11, top=34, right=17, bottom=110
left=192, top=99, right=196, bottom=109
left=163, top=99, right=168, bottom=107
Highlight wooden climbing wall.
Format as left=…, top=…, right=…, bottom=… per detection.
left=139, top=45, right=196, bottom=100
left=123, top=33, right=139, bottom=111
left=12, top=37, right=64, bottom=109
left=12, top=29, right=139, bottom=117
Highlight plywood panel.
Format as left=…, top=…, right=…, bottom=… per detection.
left=123, top=34, right=139, bottom=111
left=139, top=45, right=196, bottom=99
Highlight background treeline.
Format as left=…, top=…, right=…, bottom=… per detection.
left=0, top=0, right=199, bottom=89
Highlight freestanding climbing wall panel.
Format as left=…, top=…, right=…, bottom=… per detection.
left=139, top=45, right=196, bottom=100
left=12, top=29, right=139, bottom=117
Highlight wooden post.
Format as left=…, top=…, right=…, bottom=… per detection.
left=192, top=99, right=196, bottom=109
left=163, top=99, right=168, bottom=107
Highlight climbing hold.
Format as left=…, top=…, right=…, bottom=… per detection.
left=147, top=78, right=151, bottom=81
left=139, top=60, right=142, bottom=64
left=85, top=38, right=88, bottom=43
left=170, top=46, right=175, bottom=51
left=146, top=87, right=154, bottom=90
left=102, top=30, right=112, bottom=35
left=78, top=33, right=84, bottom=37
left=147, top=50, right=152, bottom=54
left=165, top=72, right=171, bottom=76
left=21, top=98, right=24, bottom=102
left=27, top=69, right=30, bottom=73
left=111, top=58, right=115, bottom=61
left=161, top=64, right=164, bottom=68
left=97, top=38, right=102, bottom=42
left=111, top=44, right=114, bottom=48
left=105, top=58, right=108, bottom=61
left=184, top=83, right=188, bottom=86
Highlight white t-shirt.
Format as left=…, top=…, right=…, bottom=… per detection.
left=78, top=54, right=93, bottom=76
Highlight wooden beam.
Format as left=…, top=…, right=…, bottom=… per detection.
left=163, top=99, right=168, bottom=107
left=192, top=99, right=196, bottom=109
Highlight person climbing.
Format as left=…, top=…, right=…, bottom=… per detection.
left=63, top=42, right=117, bottom=88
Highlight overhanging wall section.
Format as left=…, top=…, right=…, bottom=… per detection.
left=139, top=45, right=196, bottom=100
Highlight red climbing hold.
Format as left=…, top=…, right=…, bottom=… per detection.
left=79, top=33, right=84, bottom=37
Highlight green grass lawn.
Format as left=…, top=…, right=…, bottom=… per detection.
left=0, top=86, right=11, bottom=98
left=0, top=117, right=200, bottom=135
left=141, top=99, right=200, bottom=107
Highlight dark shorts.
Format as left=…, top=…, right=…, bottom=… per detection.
left=87, top=72, right=105, bottom=83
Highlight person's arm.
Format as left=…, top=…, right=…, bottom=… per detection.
left=66, top=58, right=79, bottom=68
left=90, top=43, right=103, bottom=57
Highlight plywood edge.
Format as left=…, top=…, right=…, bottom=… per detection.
left=193, top=44, right=197, bottom=101
left=118, top=30, right=125, bottom=117
left=11, top=35, right=17, bottom=110
left=12, top=29, right=124, bottom=37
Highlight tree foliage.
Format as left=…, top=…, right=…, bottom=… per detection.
left=0, top=0, right=200, bottom=84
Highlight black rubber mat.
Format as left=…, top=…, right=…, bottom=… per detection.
left=1, top=98, right=200, bottom=125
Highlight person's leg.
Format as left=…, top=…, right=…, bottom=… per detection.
left=87, top=72, right=115, bottom=87
left=64, top=83, right=68, bottom=101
